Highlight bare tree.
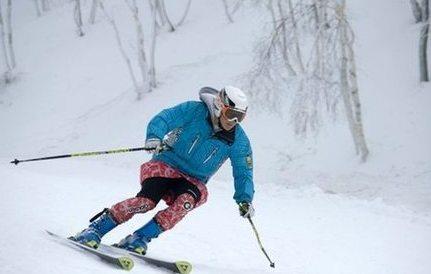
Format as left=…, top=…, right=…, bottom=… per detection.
left=74, top=0, right=85, bottom=36
left=126, top=0, right=151, bottom=96
left=247, top=0, right=369, bottom=161
left=99, top=0, right=160, bottom=99
left=337, top=0, right=369, bottom=161
left=99, top=2, right=140, bottom=95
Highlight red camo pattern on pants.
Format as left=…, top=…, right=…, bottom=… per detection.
left=110, top=161, right=208, bottom=231
left=155, top=193, right=196, bottom=230
left=139, top=161, right=208, bottom=208
left=110, top=197, right=156, bottom=224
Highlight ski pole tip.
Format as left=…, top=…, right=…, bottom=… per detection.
left=270, top=262, right=275, bottom=268
left=10, top=159, right=20, bottom=165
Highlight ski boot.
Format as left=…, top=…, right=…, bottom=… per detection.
left=115, top=218, right=162, bottom=255
left=71, top=209, right=118, bottom=249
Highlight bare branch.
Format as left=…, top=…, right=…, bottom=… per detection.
left=221, top=0, right=234, bottom=23
left=176, top=0, right=192, bottom=27
left=74, top=0, right=85, bottom=37
left=158, top=0, right=175, bottom=31
left=89, top=0, right=99, bottom=24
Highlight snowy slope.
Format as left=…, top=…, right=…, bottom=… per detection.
left=1, top=0, right=430, bottom=274
left=1, top=160, right=431, bottom=274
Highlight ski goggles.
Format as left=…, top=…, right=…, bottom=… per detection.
left=221, top=105, right=247, bottom=123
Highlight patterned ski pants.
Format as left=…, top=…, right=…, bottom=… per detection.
left=109, top=161, right=208, bottom=231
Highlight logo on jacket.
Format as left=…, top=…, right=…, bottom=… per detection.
left=246, top=155, right=253, bottom=169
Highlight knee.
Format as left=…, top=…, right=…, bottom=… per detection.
left=155, top=193, right=196, bottom=230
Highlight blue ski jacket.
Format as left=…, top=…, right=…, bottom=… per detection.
left=146, top=100, right=254, bottom=203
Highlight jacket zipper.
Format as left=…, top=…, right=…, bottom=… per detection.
left=188, top=135, right=200, bottom=154
left=203, top=148, right=218, bottom=164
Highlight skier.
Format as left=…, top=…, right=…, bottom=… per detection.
left=72, top=86, right=255, bottom=255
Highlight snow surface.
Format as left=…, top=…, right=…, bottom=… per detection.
left=1, top=0, right=430, bottom=274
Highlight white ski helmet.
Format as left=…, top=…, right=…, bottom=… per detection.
left=218, top=86, right=248, bottom=122
left=220, top=86, right=248, bottom=110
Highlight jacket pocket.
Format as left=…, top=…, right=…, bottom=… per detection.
left=188, top=134, right=200, bottom=155
left=203, top=148, right=218, bottom=164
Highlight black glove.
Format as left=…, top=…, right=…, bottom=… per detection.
left=238, top=202, right=255, bottom=218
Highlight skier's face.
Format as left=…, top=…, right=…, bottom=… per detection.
left=219, top=113, right=237, bottom=131
left=215, top=93, right=247, bottom=131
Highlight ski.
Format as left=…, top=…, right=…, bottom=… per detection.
left=46, top=230, right=134, bottom=271
left=99, top=243, right=192, bottom=274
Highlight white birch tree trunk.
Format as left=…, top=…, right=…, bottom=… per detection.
left=419, top=0, right=429, bottom=82
left=339, top=27, right=359, bottom=155
left=89, top=0, right=99, bottom=24
left=132, top=0, right=149, bottom=95
left=74, top=0, right=85, bottom=37
left=410, top=0, right=423, bottom=22
left=149, top=0, right=157, bottom=89
left=338, top=0, right=369, bottom=161
left=126, top=0, right=150, bottom=96
left=0, top=1, right=12, bottom=83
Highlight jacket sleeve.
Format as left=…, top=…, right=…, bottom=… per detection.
left=146, top=101, right=200, bottom=140
left=230, top=130, right=254, bottom=203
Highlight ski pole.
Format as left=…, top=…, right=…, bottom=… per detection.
left=10, top=146, right=152, bottom=165
left=247, top=216, right=275, bottom=268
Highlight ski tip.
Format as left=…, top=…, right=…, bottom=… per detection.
left=175, top=261, right=192, bottom=274
left=118, top=257, right=134, bottom=271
